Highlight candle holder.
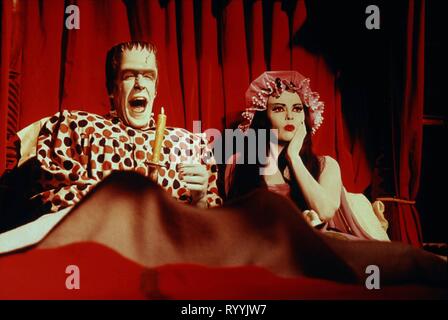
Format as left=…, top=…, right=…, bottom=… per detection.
left=145, top=161, right=164, bottom=183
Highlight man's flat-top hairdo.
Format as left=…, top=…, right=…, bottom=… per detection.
left=105, top=41, right=157, bottom=94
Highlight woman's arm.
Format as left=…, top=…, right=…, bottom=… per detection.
left=288, top=155, right=341, bottom=221
left=286, top=124, right=341, bottom=221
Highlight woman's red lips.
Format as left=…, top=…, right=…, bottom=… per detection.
left=284, top=125, right=295, bottom=132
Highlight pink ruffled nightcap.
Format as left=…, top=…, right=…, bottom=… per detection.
left=239, top=70, right=325, bottom=134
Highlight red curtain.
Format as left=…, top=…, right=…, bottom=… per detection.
left=0, top=0, right=12, bottom=174
left=0, top=0, right=425, bottom=245
left=388, top=0, right=425, bottom=246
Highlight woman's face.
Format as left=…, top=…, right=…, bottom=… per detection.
left=267, top=91, right=305, bottom=142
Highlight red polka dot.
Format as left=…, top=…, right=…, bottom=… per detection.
left=103, top=161, right=112, bottom=170
left=177, top=188, right=187, bottom=196
left=119, top=136, right=129, bottom=142
left=210, top=187, right=218, bottom=194
left=87, top=116, right=96, bottom=122
left=85, top=126, right=95, bottom=135
left=168, top=170, right=175, bottom=179
left=54, top=139, right=62, bottom=148
left=103, top=129, right=112, bottom=138
left=80, top=155, right=88, bottom=165
left=136, top=167, right=146, bottom=175
left=179, top=142, right=188, bottom=149
left=118, top=149, right=125, bottom=157
left=91, top=145, right=99, bottom=154
left=59, top=124, right=69, bottom=133
left=52, top=195, right=62, bottom=206
left=104, top=146, right=114, bottom=154
left=135, top=137, right=145, bottom=145
left=158, top=168, right=166, bottom=176
left=163, top=140, right=173, bottom=148
left=136, top=150, right=145, bottom=160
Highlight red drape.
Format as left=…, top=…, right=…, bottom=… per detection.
left=0, top=0, right=425, bottom=236
left=388, top=0, right=425, bottom=246
left=0, top=0, right=12, bottom=174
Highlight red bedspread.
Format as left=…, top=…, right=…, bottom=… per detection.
left=0, top=242, right=446, bottom=300
left=0, top=172, right=446, bottom=300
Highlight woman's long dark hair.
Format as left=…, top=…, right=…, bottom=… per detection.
left=227, top=104, right=322, bottom=211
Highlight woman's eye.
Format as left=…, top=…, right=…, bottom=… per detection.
left=293, top=105, right=304, bottom=112
left=272, top=106, right=284, bottom=112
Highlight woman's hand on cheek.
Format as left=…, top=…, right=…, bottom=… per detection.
left=286, top=121, right=307, bottom=163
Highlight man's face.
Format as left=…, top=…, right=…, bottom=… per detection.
left=112, top=48, right=157, bottom=129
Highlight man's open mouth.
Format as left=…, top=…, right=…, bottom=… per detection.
left=129, top=97, right=148, bottom=113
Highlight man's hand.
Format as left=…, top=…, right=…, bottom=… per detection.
left=178, top=163, right=209, bottom=206
left=286, top=121, right=307, bottom=163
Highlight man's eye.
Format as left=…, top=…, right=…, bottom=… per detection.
left=143, top=73, right=153, bottom=79
left=123, top=73, right=135, bottom=80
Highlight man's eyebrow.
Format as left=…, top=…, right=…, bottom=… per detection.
left=121, top=68, right=157, bottom=73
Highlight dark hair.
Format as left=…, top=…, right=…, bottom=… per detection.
left=227, top=103, right=322, bottom=211
left=105, top=41, right=158, bottom=95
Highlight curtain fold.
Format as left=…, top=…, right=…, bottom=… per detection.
left=389, top=0, right=425, bottom=246
left=62, top=0, right=131, bottom=116
left=0, top=0, right=13, bottom=175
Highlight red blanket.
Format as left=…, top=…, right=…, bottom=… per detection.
left=0, top=172, right=446, bottom=299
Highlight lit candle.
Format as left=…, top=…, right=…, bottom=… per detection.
left=151, top=107, right=167, bottom=164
